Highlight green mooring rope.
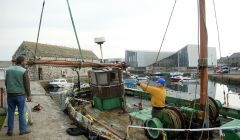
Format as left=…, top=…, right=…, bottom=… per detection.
left=66, top=0, right=84, bottom=62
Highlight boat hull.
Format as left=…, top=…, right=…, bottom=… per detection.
left=65, top=96, right=149, bottom=140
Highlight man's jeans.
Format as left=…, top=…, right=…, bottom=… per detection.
left=7, top=95, right=27, bottom=133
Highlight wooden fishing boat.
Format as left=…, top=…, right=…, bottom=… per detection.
left=63, top=66, right=240, bottom=140
left=19, top=0, right=240, bottom=139
left=63, top=0, right=240, bottom=139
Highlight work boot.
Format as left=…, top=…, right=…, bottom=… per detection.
left=6, top=132, right=12, bottom=136
left=19, top=130, right=31, bottom=135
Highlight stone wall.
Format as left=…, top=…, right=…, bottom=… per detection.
left=12, top=43, right=98, bottom=81
left=12, top=46, right=35, bottom=60
left=27, top=65, right=91, bottom=81
left=27, top=65, right=38, bottom=80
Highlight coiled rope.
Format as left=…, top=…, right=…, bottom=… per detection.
left=139, top=0, right=178, bottom=109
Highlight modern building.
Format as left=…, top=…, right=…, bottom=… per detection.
left=125, top=50, right=174, bottom=69
left=150, top=44, right=217, bottom=71
left=13, top=41, right=99, bottom=80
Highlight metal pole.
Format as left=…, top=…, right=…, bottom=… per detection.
left=100, top=44, right=104, bottom=63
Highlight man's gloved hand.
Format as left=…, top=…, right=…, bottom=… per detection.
left=26, top=96, right=32, bottom=102
left=136, top=82, right=140, bottom=86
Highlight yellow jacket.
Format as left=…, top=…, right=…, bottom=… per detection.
left=140, top=83, right=166, bottom=108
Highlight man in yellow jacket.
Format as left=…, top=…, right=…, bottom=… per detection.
left=138, top=78, right=166, bottom=117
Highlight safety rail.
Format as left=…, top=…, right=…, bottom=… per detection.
left=127, top=125, right=240, bottom=139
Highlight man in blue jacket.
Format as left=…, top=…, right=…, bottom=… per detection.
left=5, top=56, right=31, bottom=136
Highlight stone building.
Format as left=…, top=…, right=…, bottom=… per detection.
left=218, top=52, right=240, bottom=67
left=13, top=41, right=99, bottom=80
left=229, top=52, right=240, bottom=67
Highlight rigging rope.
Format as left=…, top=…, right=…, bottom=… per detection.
left=212, top=0, right=222, bottom=59
left=34, top=0, right=45, bottom=60
left=66, top=0, right=84, bottom=62
left=186, top=81, right=199, bottom=139
left=140, top=0, right=177, bottom=106
left=186, top=1, right=201, bottom=139
left=213, top=0, right=226, bottom=105
left=167, top=109, right=182, bottom=129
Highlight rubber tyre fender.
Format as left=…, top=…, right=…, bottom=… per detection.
left=66, top=128, right=87, bottom=136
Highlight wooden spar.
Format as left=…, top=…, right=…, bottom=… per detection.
left=91, top=116, right=125, bottom=140
left=12, top=59, right=127, bottom=69
left=199, top=0, right=208, bottom=110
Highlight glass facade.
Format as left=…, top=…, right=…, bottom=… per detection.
left=125, top=51, right=138, bottom=67
left=152, top=45, right=217, bottom=69
left=125, top=50, right=174, bottom=68
left=156, top=46, right=189, bottom=68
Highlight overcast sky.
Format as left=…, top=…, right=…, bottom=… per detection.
left=0, top=0, right=239, bottom=60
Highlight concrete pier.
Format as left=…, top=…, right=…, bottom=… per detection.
left=0, top=81, right=86, bottom=140
left=209, top=72, right=240, bottom=85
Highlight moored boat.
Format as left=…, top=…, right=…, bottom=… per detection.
left=49, top=78, right=74, bottom=88
left=170, top=75, right=183, bottom=82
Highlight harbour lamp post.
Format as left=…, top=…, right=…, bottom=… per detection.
left=94, top=37, right=106, bottom=63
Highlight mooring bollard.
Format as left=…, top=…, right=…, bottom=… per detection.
left=0, top=87, right=4, bottom=108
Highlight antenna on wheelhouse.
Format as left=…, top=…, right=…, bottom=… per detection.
left=94, top=37, right=106, bottom=63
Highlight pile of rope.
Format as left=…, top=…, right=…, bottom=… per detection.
left=166, top=108, right=183, bottom=138
left=208, top=98, right=219, bottom=121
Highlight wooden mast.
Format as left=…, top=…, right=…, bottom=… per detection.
left=199, top=0, right=208, bottom=111
left=18, top=60, right=127, bottom=69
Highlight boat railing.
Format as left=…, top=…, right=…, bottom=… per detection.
left=126, top=125, right=240, bottom=139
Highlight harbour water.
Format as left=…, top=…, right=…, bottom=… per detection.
left=49, top=79, right=240, bottom=109
left=166, top=80, right=240, bottom=108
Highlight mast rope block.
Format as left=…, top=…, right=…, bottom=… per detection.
left=198, top=58, right=208, bottom=69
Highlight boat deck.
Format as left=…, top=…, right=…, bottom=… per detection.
left=72, top=96, right=152, bottom=140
